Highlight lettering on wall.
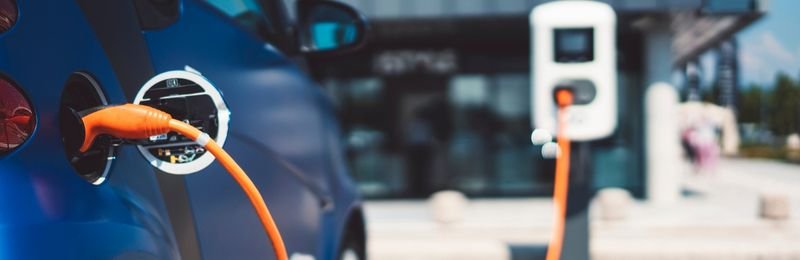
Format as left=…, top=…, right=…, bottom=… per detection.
left=373, top=49, right=458, bottom=75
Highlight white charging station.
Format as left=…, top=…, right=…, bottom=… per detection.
left=530, top=1, right=617, bottom=141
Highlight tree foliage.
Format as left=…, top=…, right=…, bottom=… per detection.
left=738, top=84, right=762, bottom=124
left=767, top=73, right=800, bottom=136
left=740, top=72, right=800, bottom=136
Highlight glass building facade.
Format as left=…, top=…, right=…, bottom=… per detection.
left=310, top=0, right=761, bottom=199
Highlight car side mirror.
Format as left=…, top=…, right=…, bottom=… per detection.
left=297, top=0, right=368, bottom=55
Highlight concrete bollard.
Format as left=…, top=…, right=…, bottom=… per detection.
left=596, top=188, right=632, bottom=221
left=760, top=192, right=790, bottom=220
left=787, top=134, right=800, bottom=150
left=646, top=83, right=683, bottom=204
left=786, top=134, right=800, bottom=162
left=429, top=190, right=468, bottom=225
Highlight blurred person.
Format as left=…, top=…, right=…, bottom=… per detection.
left=403, top=97, right=451, bottom=197
left=405, top=113, right=434, bottom=197
left=682, top=123, right=721, bottom=174
left=679, top=102, right=739, bottom=174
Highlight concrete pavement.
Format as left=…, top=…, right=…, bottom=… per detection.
left=363, top=158, right=800, bottom=259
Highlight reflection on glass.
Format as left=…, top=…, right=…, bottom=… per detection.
left=0, top=78, right=33, bottom=154
left=308, top=5, right=358, bottom=51
left=331, top=74, right=552, bottom=198
left=312, top=22, right=357, bottom=50
left=203, top=0, right=277, bottom=41
left=0, top=0, right=17, bottom=32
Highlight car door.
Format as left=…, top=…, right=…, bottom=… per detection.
left=140, top=0, right=334, bottom=258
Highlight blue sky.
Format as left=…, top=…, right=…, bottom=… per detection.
left=737, top=0, right=800, bottom=85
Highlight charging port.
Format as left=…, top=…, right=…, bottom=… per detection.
left=138, top=79, right=217, bottom=164
left=60, top=72, right=115, bottom=185
left=134, top=70, right=229, bottom=175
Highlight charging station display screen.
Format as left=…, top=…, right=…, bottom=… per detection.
left=554, top=28, right=594, bottom=63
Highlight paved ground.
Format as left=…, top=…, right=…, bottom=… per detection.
left=363, top=158, right=800, bottom=260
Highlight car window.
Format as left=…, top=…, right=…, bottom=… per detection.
left=203, top=0, right=278, bottom=41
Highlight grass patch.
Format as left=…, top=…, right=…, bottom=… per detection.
left=738, top=144, right=786, bottom=160
left=738, top=143, right=800, bottom=163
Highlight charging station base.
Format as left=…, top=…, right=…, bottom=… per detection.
left=517, top=143, right=592, bottom=260
left=561, top=142, right=592, bottom=260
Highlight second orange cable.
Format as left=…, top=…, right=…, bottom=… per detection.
left=545, top=90, right=573, bottom=260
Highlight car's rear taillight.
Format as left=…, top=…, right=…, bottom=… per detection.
left=0, top=0, right=17, bottom=32
left=0, top=75, right=34, bottom=154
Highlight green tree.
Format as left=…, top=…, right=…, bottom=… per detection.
left=767, top=73, right=800, bottom=136
left=738, top=84, right=764, bottom=124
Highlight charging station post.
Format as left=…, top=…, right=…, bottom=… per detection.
left=530, top=1, right=617, bottom=259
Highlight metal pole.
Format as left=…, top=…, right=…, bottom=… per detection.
left=560, top=142, right=592, bottom=260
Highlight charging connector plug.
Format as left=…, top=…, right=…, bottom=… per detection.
left=79, top=104, right=172, bottom=152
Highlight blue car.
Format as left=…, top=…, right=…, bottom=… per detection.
left=0, top=0, right=367, bottom=259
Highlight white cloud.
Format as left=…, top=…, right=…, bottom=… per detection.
left=740, top=45, right=767, bottom=83
left=740, top=48, right=763, bottom=68
left=759, top=32, right=795, bottom=63
left=796, top=45, right=800, bottom=61
left=739, top=31, right=800, bottom=84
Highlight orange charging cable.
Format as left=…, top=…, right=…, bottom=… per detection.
left=545, top=90, right=573, bottom=260
left=79, top=104, right=288, bottom=260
